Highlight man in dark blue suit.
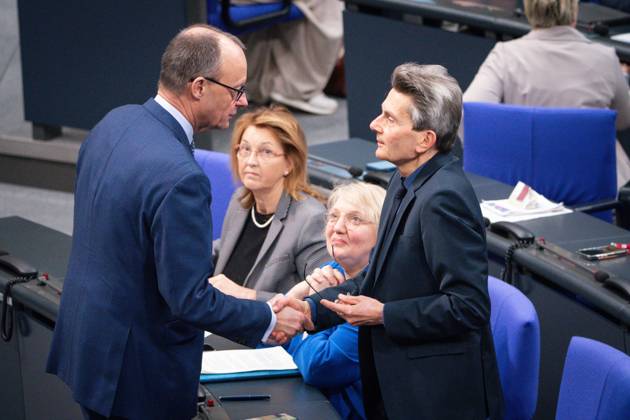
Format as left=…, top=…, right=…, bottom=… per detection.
left=276, top=63, right=503, bottom=419
left=46, top=25, right=309, bottom=420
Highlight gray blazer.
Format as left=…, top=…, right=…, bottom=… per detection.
left=463, top=26, right=630, bottom=187
left=213, top=188, right=329, bottom=301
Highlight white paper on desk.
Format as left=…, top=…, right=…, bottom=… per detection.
left=481, top=181, right=572, bottom=222
left=611, top=33, right=630, bottom=44
left=201, top=346, right=297, bottom=374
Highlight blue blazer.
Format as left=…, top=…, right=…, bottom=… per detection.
left=287, top=261, right=364, bottom=420
left=288, top=323, right=364, bottom=420
left=312, top=153, right=503, bottom=419
left=46, top=99, right=271, bottom=420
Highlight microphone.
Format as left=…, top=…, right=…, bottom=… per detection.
left=308, top=154, right=364, bottom=178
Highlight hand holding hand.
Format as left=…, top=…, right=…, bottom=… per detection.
left=320, top=294, right=384, bottom=326
left=266, top=303, right=313, bottom=345
left=209, top=274, right=256, bottom=300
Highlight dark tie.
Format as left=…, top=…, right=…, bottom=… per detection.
left=382, top=178, right=407, bottom=241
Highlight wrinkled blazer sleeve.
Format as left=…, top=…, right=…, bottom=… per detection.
left=382, top=189, right=490, bottom=343
left=288, top=323, right=360, bottom=388
left=151, top=172, right=271, bottom=346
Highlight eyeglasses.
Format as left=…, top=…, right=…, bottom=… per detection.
left=236, top=144, right=285, bottom=162
left=326, top=212, right=373, bottom=230
left=193, top=76, right=246, bottom=102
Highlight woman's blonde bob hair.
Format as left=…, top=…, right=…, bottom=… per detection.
left=327, top=181, right=387, bottom=227
left=524, top=0, right=578, bottom=28
left=230, top=105, right=321, bottom=208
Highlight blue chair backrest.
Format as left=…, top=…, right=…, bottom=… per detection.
left=463, top=102, right=617, bottom=221
left=194, top=150, right=238, bottom=240
left=207, top=0, right=304, bottom=35
left=488, top=275, right=540, bottom=420
left=556, top=336, right=630, bottom=420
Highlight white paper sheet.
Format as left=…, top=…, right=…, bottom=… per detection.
left=201, top=346, right=297, bottom=374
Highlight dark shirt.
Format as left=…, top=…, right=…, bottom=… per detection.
left=222, top=207, right=273, bottom=285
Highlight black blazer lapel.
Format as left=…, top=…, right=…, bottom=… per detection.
left=371, top=152, right=457, bottom=288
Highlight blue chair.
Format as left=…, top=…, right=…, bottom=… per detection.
left=488, top=275, right=540, bottom=420
left=194, top=150, right=238, bottom=240
left=463, top=102, right=617, bottom=221
left=207, top=0, right=304, bottom=35
left=556, top=336, right=630, bottom=420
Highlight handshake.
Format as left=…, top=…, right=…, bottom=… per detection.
left=266, top=295, right=314, bottom=345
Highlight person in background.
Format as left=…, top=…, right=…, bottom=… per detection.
left=210, top=105, right=329, bottom=301
left=234, top=0, right=344, bottom=115
left=284, top=181, right=386, bottom=420
left=464, top=0, right=630, bottom=188
left=46, top=25, right=309, bottom=420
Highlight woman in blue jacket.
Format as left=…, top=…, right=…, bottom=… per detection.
left=285, top=181, right=385, bottom=420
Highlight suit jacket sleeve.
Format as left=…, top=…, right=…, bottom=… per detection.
left=383, top=189, right=490, bottom=343
left=151, top=172, right=271, bottom=346
left=288, top=323, right=360, bottom=388
left=309, top=274, right=362, bottom=330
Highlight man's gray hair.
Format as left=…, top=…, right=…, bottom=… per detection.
left=391, top=63, right=462, bottom=153
left=158, top=24, right=245, bottom=93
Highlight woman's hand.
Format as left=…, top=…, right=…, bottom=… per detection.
left=286, top=266, right=347, bottom=300
left=208, top=274, right=256, bottom=300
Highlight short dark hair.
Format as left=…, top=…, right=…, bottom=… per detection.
left=391, top=63, right=462, bottom=153
left=158, top=24, right=245, bottom=93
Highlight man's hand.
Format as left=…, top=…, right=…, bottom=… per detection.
left=266, top=303, right=312, bottom=345
left=209, top=274, right=256, bottom=300
left=320, top=294, right=384, bottom=326
left=265, top=295, right=314, bottom=345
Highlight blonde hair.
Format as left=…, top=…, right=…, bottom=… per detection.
left=230, top=105, right=322, bottom=208
left=328, top=181, right=387, bottom=226
left=524, top=0, right=578, bottom=28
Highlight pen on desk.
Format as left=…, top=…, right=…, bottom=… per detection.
left=218, top=394, right=271, bottom=402
left=610, top=242, right=630, bottom=250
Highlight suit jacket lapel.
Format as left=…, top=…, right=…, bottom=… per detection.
left=214, top=202, right=248, bottom=274
left=371, top=152, right=457, bottom=289
left=143, top=98, right=192, bottom=154
left=243, top=192, right=291, bottom=287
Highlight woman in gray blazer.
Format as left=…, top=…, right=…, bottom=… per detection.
left=210, top=106, right=329, bottom=301
left=464, top=0, right=630, bottom=188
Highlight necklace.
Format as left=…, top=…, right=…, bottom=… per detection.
left=251, top=206, right=274, bottom=228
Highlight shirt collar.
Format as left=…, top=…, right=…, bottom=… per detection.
left=402, top=163, right=424, bottom=190
left=154, top=94, right=194, bottom=146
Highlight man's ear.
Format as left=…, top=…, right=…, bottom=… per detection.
left=416, top=130, right=437, bottom=153
left=190, top=77, right=205, bottom=100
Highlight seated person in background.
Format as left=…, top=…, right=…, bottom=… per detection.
left=464, top=0, right=630, bottom=188
left=210, top=106, right=329, bottom=301
left=234, top=0, right=344, bottom=115
left=285, top=181, right=386, bottom=420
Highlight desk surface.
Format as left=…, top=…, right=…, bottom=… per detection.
left=0, top=216, right=339, bottom=420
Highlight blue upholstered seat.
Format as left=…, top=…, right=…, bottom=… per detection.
left=194, top=150, right=237, bottom=240
left=207, top=0, right=304, bottom=35
left=556, top=336, right=630, bottom=420
left=463, top=102, right=617, bottom=221
left=488, top=275, right=540, bottom=420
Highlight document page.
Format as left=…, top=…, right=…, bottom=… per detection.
left=201, top=346, right=298, bottom=374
